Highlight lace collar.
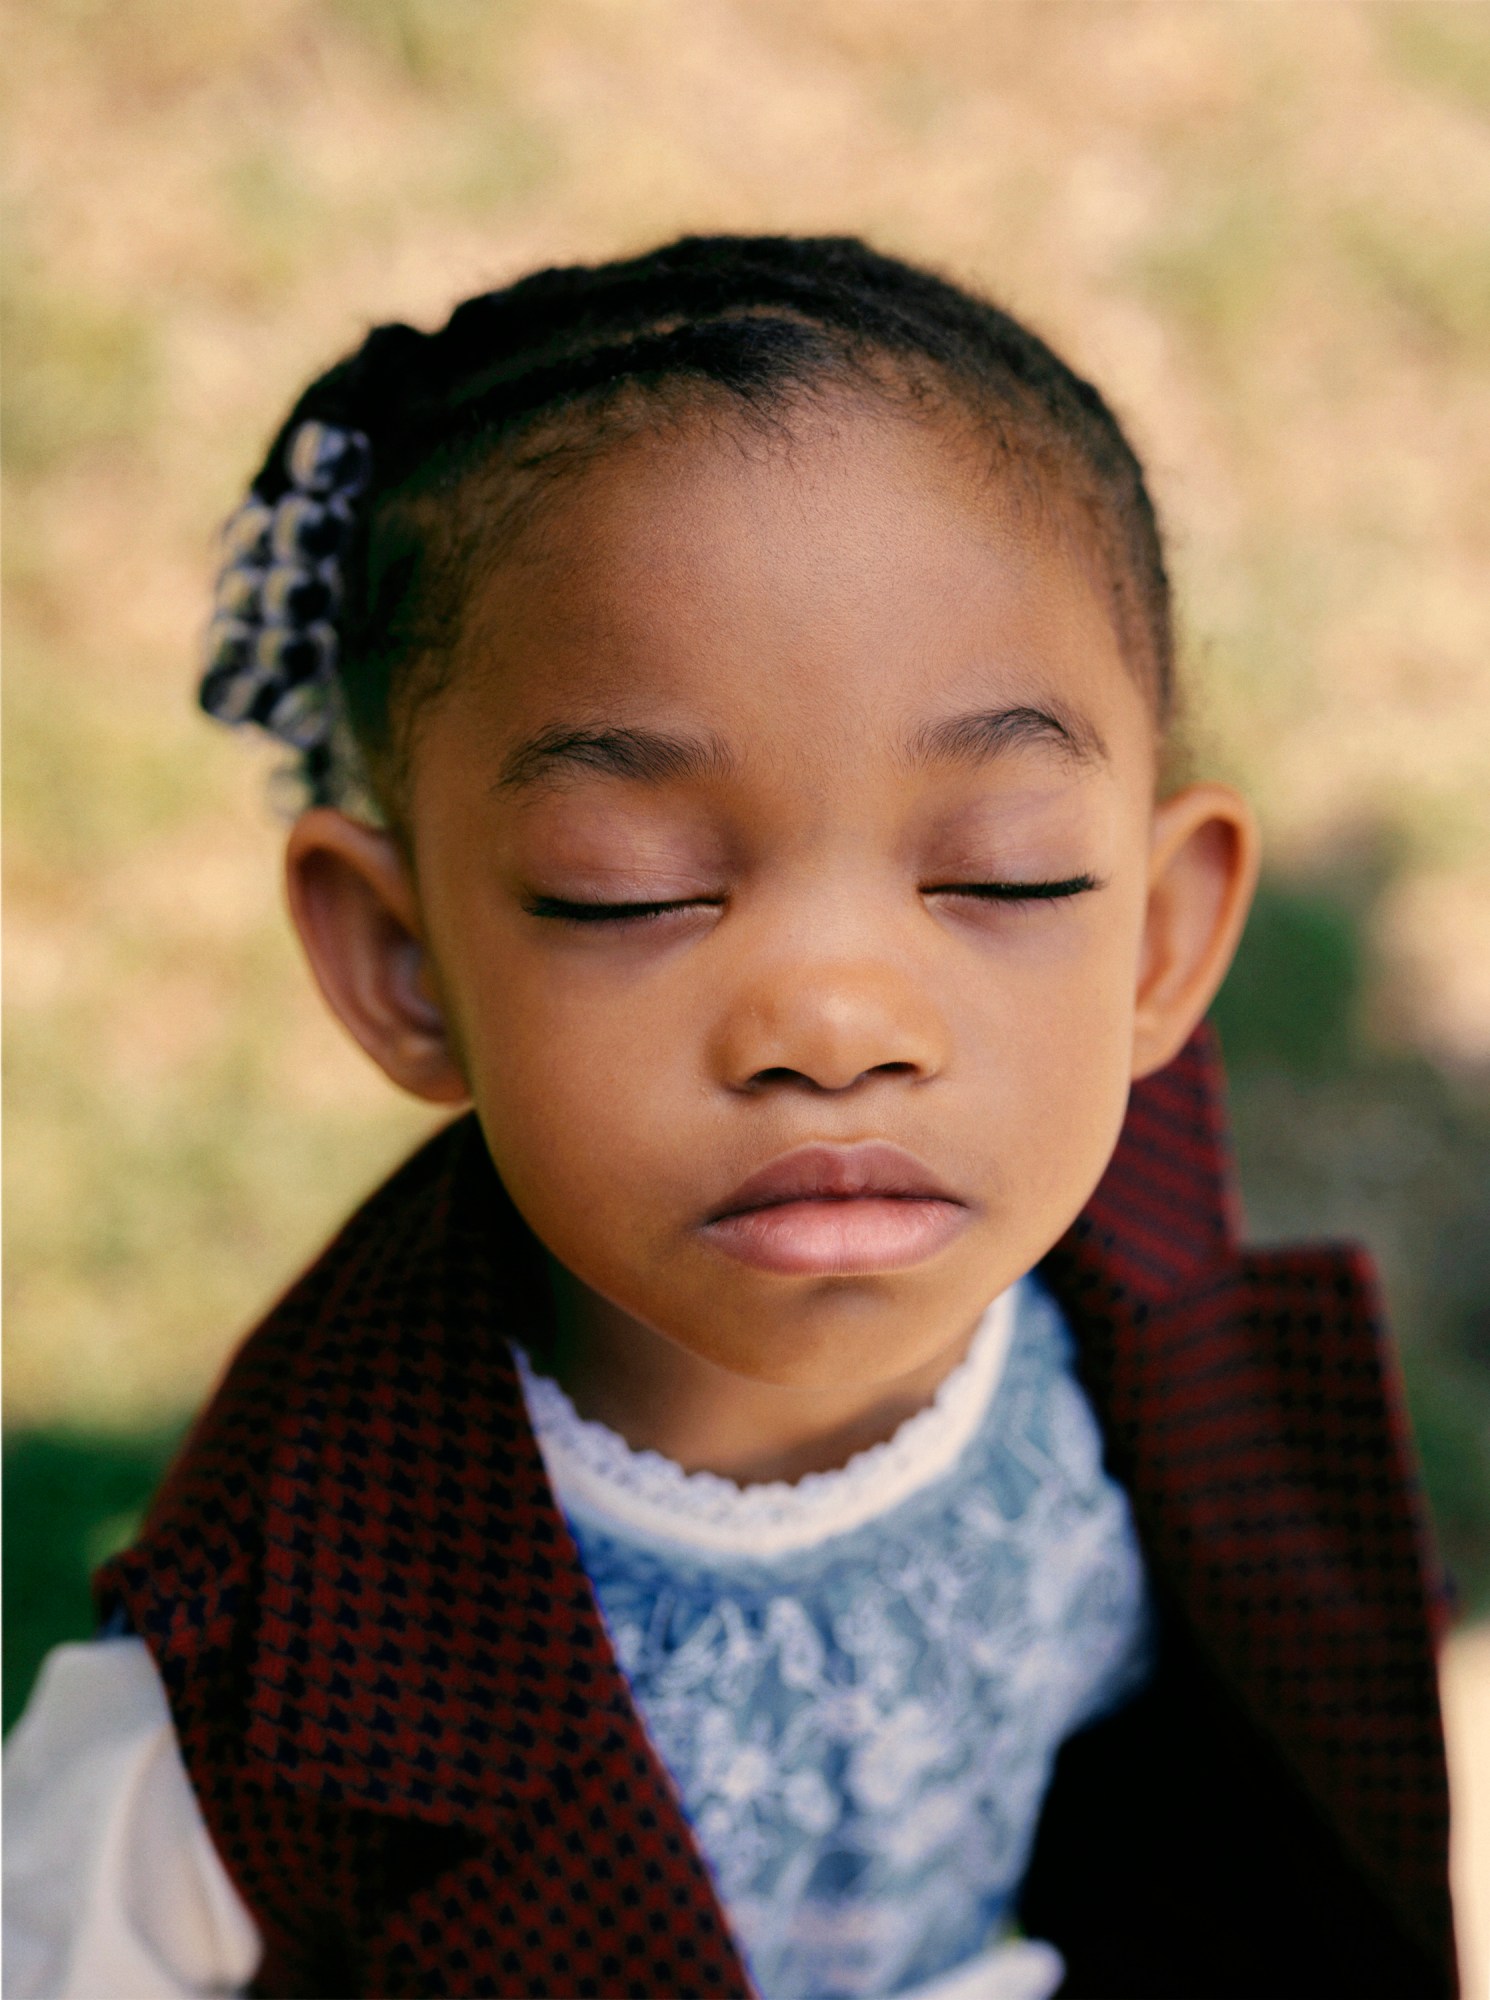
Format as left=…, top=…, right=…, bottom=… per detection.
left=512, top=1285, right=1017, bottom=1557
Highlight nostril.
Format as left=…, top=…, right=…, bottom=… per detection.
left=744, top=1059, right=923, bottom=1093
left=747, top=1065, right=812, bottom=1091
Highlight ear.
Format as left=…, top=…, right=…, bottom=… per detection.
left=284, top=809, right=472, bottom=1105
left=1132, top=781, right=1260, bottom=1081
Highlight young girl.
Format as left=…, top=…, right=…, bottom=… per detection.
left=4, top=236, right=1458, bottom=2000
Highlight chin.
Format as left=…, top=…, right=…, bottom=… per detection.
left=684, top=1288, right=976, bottom=1391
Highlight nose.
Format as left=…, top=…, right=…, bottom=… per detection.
left=712, top=957, right=950, bottom=1095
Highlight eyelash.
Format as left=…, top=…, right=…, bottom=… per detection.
left=925, top=874, right=1099, bottom=903
left=525, top=875, right=1100, bottom=925
left=525, top=895, right=722, bottom=925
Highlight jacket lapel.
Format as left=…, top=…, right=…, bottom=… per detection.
left=248, top=1113, right=684, bottom=1820
left=242, top=1114, right=756, bottom=1990
left=1040, top=1027, right=1452, bottom=1966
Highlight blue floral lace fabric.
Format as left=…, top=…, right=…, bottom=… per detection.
left=516, top=1279, right=1154, bottom=2000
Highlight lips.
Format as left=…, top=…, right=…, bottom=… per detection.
left=711, top=1142, right=959, bottom=1213
left=700, top=1143, right=970, bottom=1276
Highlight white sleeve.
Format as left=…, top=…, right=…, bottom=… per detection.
left=3, top=1638, right=262, bottom=1999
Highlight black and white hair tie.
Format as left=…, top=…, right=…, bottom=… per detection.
left=198, top=419, right=371, bottom=759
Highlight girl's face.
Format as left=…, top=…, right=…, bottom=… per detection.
left=291, top=399, right=1256, bottom=1404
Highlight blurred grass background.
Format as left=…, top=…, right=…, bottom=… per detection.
left=4, top=0, right=1489, bottom=1966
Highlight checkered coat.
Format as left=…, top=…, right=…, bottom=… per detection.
left=96, top=1030, right=1459, bottom=1998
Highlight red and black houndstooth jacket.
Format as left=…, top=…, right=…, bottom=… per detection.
left=97, top=1029, right=1460, bottom=1998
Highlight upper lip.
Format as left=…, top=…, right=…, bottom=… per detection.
left=707, top=1143, right=963, bottom=1220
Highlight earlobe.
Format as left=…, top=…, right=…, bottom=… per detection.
left=285, top=809, right=472, bottom=1106
left=1132, top=783, right=1260, bottom=1080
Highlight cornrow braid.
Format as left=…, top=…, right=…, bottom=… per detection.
left=202, top=235, right=1174, bottom=812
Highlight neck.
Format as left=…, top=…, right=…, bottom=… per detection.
left=543, top=1265, right=987, bottom=1485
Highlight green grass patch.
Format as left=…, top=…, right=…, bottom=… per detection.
left=3, top=1426, right=185, bottom=1733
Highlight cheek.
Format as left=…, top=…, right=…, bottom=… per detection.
left=951, top=885, right=1146, bottom=1210
left=446, top=934, right=689, bottom=1253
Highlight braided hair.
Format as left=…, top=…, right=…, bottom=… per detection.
left=201, top=234, right=1175, bottom=815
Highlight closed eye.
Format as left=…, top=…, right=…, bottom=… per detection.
left=925, top=873, right=1101, bottom=902
left=524, top=894, right=722, bottom=925
left=527, top=878, right=1101, bottom=922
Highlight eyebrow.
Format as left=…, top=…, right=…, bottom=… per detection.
left=496, top=699, right=1107, bottom=794
left=906, top=702, right=1109, bottom=771
left=496, top=724, right=736, bottom=793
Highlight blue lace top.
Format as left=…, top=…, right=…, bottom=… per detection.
left=515, top=1277, right=1154, bottom=2000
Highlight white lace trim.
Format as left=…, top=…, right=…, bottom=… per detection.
left=513, top=1286, right=1016, bottom=1556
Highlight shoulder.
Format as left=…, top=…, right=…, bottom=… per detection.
left=3, top=1638, right=260, bottom=1998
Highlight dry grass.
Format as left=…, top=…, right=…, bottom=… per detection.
left=4, top=0, right=1488, bottom=1412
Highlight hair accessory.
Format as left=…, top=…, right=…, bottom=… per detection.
left=198, top=420, right=370, bottom=767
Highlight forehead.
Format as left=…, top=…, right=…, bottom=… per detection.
left=432, top=396, right=1155, bottom=788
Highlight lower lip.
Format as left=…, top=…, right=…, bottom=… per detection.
left=700, top=1197, right=969, bottom=1275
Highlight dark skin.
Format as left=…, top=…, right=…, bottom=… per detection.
left=286, top=395, right=1259, bottom=1482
